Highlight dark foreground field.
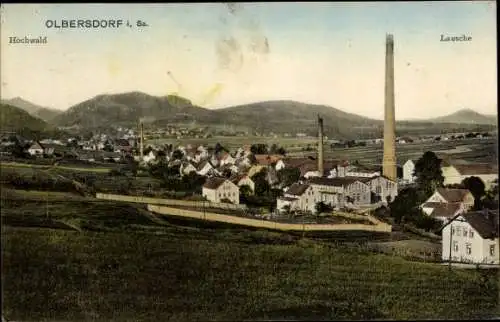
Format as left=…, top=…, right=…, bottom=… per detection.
left=2, top=187, right=499, bottom=321
left=2, top=228, right=499, bottom=321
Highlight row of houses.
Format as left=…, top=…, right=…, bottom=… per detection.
left=402, top=158, right=498, bottom=189
left=276, top=174, right=397, bottom=213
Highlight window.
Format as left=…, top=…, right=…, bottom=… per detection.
left=453, top=241, right=459, bottom=252
left=456, top=227, right=461, bottom=236
left=469, top=230, right=474, bottom=238
left=490, top=245, right=496, bottom=256
left=451, top=227, right=455, bottom=236
left=463, top=229, right=467, bottom=237
left=466, top=243, right=471, bottom=255
left=376, top=186, right=381, bottom=194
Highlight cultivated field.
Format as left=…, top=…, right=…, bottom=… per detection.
left=148, top=136, right=319, bottom=150
left=295, top=138, right=498, bottom=165
left=148, top=136, right=497, bottom=165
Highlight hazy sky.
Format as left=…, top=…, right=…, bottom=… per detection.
left=0, top=2, right=497, bottom=119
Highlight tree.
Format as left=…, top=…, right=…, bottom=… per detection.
left=222, top=167, right=233, bottom=178
left=214, top=142, right=226, bottom=154
left=250, top=144, right=268, bottom=155
left=239, top=185, right=253, bottom=203
left=462, top=176, right=486, bottom=210
left=482, top=185, right=499, bottom=210
left=389, top=187, right=424, bottom=224
left=252, top=169, right=270, bottom=197
left=315, top=201, right=333, bottom=215
left=172, top=149, right=184, bottom=160
left=413, top=151, right=444, bottom=196
left=277, top=168, right=301, bottom=188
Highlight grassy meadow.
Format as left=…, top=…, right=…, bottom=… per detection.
left=2, top=184, right=500, bottom=321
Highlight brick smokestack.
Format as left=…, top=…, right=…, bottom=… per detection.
left=140, top=121, right=144, bottom=159
left=318, top=114, right=324, bottom=177
left=383, top=34, right=397, bottom=181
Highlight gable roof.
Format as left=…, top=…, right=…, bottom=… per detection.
left=197, top=160, right=213, bottom=172
left=308, top=177, right=367, bottom=187
left=451, top=163, right=498, bottom=175
left=424, top=202, right=463, bottom=219
left=462, top=211, right=499, bottom=239
left=285, top=183, right=310, bottom=196
left=441, top=210, right=499, bottom=239
left=203, top=177, right=228, bottom=190
left=436, top=188, right=472, bottom=203
left=29, top=141, right=44, bottom=149
left=254, top=154, right=283, bottom=166
left=230, top=174, right=251, bottom=184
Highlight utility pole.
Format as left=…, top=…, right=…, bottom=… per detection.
left=448, top=224, right=453, bottom=270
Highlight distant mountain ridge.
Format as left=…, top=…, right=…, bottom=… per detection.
left=0, top=103, right=51, bottom=132
left=420, top=108, right=497, bottom=125
left=6, top=92, right=497, bottom=139
left=1, top=97, right=62, bottom=122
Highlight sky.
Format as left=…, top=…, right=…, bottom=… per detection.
left=0, top=2, right=497, bottom=120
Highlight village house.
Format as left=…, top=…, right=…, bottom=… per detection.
left=254, top=154, right=283, bottom=167
left=27, top=141, right=44, bottom=156
left=142, top=150, right=157, bottom=163
left=420, top=188, right=474, bottom=223
left=361, top=175, right=398, bottom=204
left=307, top=177, right=372, bottom=208
left=440, top=210, right=499, bottom=264
left=276, top=183, right=316, bottom=213
left=230, top=174, right=255, bottom=193
left=114, top=139, right=132, bottom=153
left=442, top=162, right=498, bottom=190
left=218, top=151, right=236, bottom=166
left=219, top=163, right=239, bottom=176
left=202, top=177, right=240, bottom=204
left=179, top=161, right=198, bottom=176
left=344, top=164, right=381, bottom=178
left=197, top=160, right=219, bottom=177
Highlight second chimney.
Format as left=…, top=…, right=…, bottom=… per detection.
left=318, top=115, right=324, bottom=177
left=140, top=122, right=144, bottom=159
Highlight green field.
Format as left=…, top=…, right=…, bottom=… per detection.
left=1, top=161, right=113, bottom=173
left=294, top=139, right=498, bottom=165
left=148, top=136, right=319, bottom=150
left=2, top=186, right=499, bottom=321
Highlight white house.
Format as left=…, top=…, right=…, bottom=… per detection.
left=197, top=161, right=219, bottom=177
left=402, top=159, right=417, bottom=183
left=27, top=142, right=44, bottom=156
left=219, top=152, right=236, bottom=166
left=362, top=175, right=398, bottom=204
left=440, top=210, right=499, bottom=264
left=420, top=188, right=474, bottom=223
left=275, top=159, right=286, bottom=171
left=276, top=183, right=316, bottom=213
left=180, top=162, right=198, bottom=176
left=143, top=150, right=156, bottom=163
left=441, top=163, right=498, bottom=190
left=202, top=177, right=240, bottom=204
left=308, top=177, right=372, bottom=208
left=230, top=174, right=255, bottom=193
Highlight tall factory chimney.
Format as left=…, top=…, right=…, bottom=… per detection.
left=382, top=34, right=397, bottom=181
left=140, top=121, right=144, bottom=159
left=317, top=115, right=324, bottom=177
